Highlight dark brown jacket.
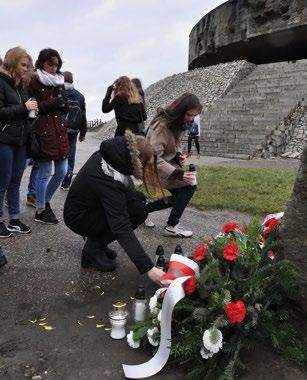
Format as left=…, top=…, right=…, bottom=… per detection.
left=29, top=76, right=70, bottom=161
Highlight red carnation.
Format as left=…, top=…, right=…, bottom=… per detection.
left=223, top=242, right=239, bottom=261
left=265, top=218, right=281, bottom=229
left=268, top=250, right=275, bottom=260
left=225, top=300, right=246, bottom=323
left=221, top=222, right=240, bottom=233
left=193, top=244, right=207, bottom=261
left=263, top=218, right=281, bottom=236
left=184, top=277, right=197, bottom=295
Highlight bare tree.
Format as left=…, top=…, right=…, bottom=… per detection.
left=282, top=143, right=307, bottom=314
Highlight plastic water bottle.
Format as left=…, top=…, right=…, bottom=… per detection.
left=28, top=97, right=37, bottom=118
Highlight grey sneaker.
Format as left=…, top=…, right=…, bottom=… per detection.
left=144, top=218, right=155, bottom=228
left=163, top=225, right=193, bottom=238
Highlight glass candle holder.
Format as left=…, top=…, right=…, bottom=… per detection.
left=108, top=301, right=129, bottom=339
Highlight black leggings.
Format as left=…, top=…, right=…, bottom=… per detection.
left=147, top=185, right=196, bottom=227
left=188, top=136, right=200, bottom=154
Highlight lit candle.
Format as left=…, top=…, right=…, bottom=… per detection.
left=108, top=301, right=129, bottom=339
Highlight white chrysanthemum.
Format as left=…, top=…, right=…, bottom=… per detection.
left=127, top=331, right=140, bottom=349
left=215, top=232, right=225, bottom=239
left=147, top=327, right=159, bottom=347
left=200, top=346, right=214, bottom=359
left=157, top=311, right=162, bottom=322
left=149, top=295, right=159, bottom=314
left=202, top=328, right=223, bottom=354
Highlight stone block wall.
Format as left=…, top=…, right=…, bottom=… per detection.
left=98, top=60, right=255, bottom=140
left=201, top=59, right=307, bottom=158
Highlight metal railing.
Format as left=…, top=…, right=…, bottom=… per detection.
left=87, top=119, right=104, bottom=129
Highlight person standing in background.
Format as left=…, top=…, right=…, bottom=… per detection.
left=0, top=47, right=38, bottom=238
left=131, top=78, right=146, bottom=135
left=186, top=113, right=201, bottom=159
left=61, top=71, right=87, bottom=190
left=102, top=76, right=147, bottom=137
left=29, top=48, right=70, bottom=225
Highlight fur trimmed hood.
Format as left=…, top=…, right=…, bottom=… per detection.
left=99, top=130, right=143, bottom=179
left=0, top=66, right=15, bottom=87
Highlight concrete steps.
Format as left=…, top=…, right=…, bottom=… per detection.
left=201, top=60, right=307, bottom=157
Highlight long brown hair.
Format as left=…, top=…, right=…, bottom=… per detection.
left=151, top=93, right=202, bottom=141
left=135, top=136, right=164, bottom=197
left=114, top=76, right=142, bottom=104
left=3, top=46, right=33, bottom=86
left=132, top=78, right=145, bottom=104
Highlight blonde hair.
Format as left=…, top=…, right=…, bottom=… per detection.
left=114, top=76, right=142, bottom=104
left=135, top=136, right=164, bottom=197
left=3, top=46, right=33, bottom=86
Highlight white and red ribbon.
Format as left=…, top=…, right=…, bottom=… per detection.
left=122, top=254, right=199, bottom=379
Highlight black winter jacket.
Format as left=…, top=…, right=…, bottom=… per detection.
left=102, top=92, right=147, bottom=136
left=63, top=134, right=154, bottom=274
left=0, top=70, right=30, bottom=146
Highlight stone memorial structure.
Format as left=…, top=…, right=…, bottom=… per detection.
left=189, top=0, right=307, bottom=69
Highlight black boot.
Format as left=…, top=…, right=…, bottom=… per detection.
left=81, top=241, right=116, bottom=272
left=84, top=238, right=117, bottom=259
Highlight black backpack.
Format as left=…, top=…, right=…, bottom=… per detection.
left=65, top=93, right=82, bottom=130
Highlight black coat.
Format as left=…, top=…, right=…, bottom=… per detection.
left=0, top=70, right=30, bottom=146
left=102, top=93, right=147, bottom=136
left=63, top=135, right=154, bottom=274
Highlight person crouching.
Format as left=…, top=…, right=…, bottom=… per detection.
left=63, top=130, right=165, bottom=286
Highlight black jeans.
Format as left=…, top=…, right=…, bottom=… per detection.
left=147, top=185, right=196, bottom=227
left=66, top=191, right=148, bottom=247
left=188, top=136, right=200, bottom=154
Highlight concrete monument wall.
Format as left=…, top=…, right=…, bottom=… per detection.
left=189, top=0, right=307, bottom=69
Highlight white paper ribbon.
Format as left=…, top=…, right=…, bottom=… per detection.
left=122, top=276, right=190, bottom=379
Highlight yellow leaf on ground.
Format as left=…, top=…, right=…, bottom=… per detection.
left=96, top=324, right=105, bottom=328
left=77, top=320, right=83, bottom=326
left=86, top=315, right=95, bottom=319
left=43, top=326, right=55, bottom=331
left=38, top=323, right=47, bottom=326
left=29, top=319, right=37, bottom=324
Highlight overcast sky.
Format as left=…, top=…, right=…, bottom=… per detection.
left=0, top=0, right=225, bottom=121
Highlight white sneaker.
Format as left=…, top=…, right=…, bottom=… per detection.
left=163, top=225, right=193, bottom=238
left=144, top=218, right=155, bottom=228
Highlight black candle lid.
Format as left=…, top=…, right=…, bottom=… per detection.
left=135, top=285, right=146, bottom=299
left=155, top=245, right=164, bottom=256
